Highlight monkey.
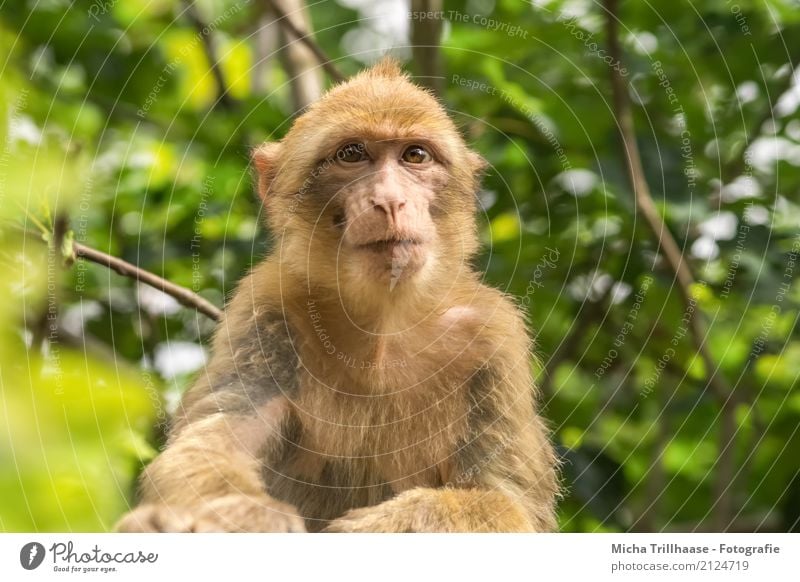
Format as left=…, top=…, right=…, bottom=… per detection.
left=115, top=58, right=559, bottom=533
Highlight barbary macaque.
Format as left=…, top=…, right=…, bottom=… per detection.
left=116, top=58, right=559, bottom=533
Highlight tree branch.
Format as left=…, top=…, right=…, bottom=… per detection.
left=18, top=227, right=222, bottom=322
left=252, top=4, right=280, bottom=95
left=270, top=0, right=325, bottom=111
left=73, top=241, right=222, bottom=321
left=602, top=0, right=738, bottom=529
left=410, top=0, right=444, bottom=94
left=181, top=0, right=236, bottom=109
left=267, top=0, right=346, bottom=83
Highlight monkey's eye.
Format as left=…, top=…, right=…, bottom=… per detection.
left=402, top=145, right=431, bottom=164
left=336, top=143, right=367, bottom=163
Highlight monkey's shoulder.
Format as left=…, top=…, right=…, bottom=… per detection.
left=442, top=285, right=530, bottom=344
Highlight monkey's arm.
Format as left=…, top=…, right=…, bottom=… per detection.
left=115, top=299, right=305, bottom=532
left=326, top=337, right=559, bottom=533
left=114, top=396, right=303, bottom=532
left=321, top=488, right=537, bottom=533
left=324, top=422, right=556, bottom=533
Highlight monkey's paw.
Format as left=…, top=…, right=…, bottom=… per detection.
left=195, top=494, right=306, bottom=532
left=322, top=489, right=446, bottom=533
left=115, top=495, right=306, bottom=533
left=323, top=488, right=534, bottom=533
left=114, top=504, right=218, bottom=533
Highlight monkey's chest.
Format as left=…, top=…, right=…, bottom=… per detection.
left=294, top=379, right=468, bottom=484
left=262, top=374, right=470, bottom=528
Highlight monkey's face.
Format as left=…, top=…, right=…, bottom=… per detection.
left=252, top=60, right=486, bottom=294
left=309, top=138, right=449, bottom=285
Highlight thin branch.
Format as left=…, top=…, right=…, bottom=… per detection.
left=252, top=5, right=280, bottom=95
left=73, top=241, right=222, bottom=321
left=181, top=0, right=236, bottom=109
left=267, top=0, right=346, bottom=83
left=602, top=0, right=738, bottom=529
left=17, top=227, right=221, bottom=322
left=30, top=215, right=69, bottom=350
left=271, top=0, right=325, bottom=111
left=410, top=0, right=444, bottom=94
left=603, top=0, right=730, bottom=400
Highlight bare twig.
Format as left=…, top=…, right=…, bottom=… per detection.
left=410, top=0, right=444, bottom=94
left=252, top=5, right=280, bottom=94
left=17, top=227, right=221, bottom=321
left=270, top=0, right=325, bottom=110
left=181, top=0, right=236, bottom=109
left=73, top=241, right=222, bottom=321
left=602, top=0, right=738, bottom=529
left=267, top=0, right=346, bottom=83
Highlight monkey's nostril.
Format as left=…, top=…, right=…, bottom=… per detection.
left=371, top=200, right=406, bottom=218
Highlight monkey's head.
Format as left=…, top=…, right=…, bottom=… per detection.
left=253, top=58, right=486, bottom=299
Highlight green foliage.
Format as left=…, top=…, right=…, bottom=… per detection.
left=1, top=0, right=798, bottom=532
left=0, top=351, right=157, bottom=531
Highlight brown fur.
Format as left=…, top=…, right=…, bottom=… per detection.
left=115, top=58, right=559, bottom=534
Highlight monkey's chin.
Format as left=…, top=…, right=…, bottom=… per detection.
left=351, top=240, right=428, bottom=290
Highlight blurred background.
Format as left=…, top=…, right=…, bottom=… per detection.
left=1, top=0, right=799, bottom=533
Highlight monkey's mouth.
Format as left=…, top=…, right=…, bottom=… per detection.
left=356, top=238, right=422, bottom=253
left=347, top=236, right=429, bottom=281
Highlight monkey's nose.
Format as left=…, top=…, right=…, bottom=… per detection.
left=370, top=198, right=407, bottom=225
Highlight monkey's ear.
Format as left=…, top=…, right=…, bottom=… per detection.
left=251, top=142, right=283, bottom=201
left=467, top=151, right=489, bottom=176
